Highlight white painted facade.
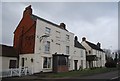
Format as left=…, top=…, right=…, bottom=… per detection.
left=19, top=18, right=87, bottom=73
left=0, top=56, right=17, bottom=71
left=81, top=39, right=106, bottom=68
left=72, top=47, right=86, bottom=70
left=34, top=19, right=74, bottom=73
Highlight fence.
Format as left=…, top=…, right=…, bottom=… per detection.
left=0, top=67, right=33, bottom=78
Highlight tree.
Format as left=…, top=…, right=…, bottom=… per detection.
left=103, top=49, right=112, bottom=62
left=114, top=52, right=118, bottom=64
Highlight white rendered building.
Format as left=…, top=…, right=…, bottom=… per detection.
left=14, top=5, right=86, bottom=73
left=81, top=37, right=106, bottom=68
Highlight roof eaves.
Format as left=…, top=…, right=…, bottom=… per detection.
left=74, top=40, right=85, bottom=49
left=31, top=14, right=68, bottom=31
left=86, top=41, right=104, bottom=52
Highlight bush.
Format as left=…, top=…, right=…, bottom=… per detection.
left=105, top=61, right=116, bottom=68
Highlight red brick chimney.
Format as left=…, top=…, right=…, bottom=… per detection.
left=23, top=5, right=32, bottom=18
left=14, top=5, right=36, bottom=54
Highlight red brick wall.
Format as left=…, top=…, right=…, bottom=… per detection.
left=57, top=65, right=69, bottom=72
left=13, top=5, right=36, bottom=54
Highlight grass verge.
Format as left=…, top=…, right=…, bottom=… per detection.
left=46, top=67, right=118, bottom=78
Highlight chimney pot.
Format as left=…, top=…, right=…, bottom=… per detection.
left=75, top=36, right=78, bottom=41
left=97, top=42, right=101, bottom=48
left=82, top=37, right=86, bottom=41
left=60, top=23, right=66, bottom=29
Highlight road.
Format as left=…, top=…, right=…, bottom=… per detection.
left=2, top=71, right=119, bottom=81
left=73, top=70, right=119, bottom=79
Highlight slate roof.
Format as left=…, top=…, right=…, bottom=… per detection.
left=0, top=44, right=18, bottom=57
left=74, top=40, right=85, bottom=49
left=31, top=14, right=68, bottom=31
left=86, top=41, right=104, bottom=52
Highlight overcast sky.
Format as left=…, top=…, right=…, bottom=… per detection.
left=1, top=2, right=118, bottom=51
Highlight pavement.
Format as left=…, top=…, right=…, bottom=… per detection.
left=1, top=70, right=119, bottom=81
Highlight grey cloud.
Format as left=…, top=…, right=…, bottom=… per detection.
left=1, top=2, right=118, bottom=51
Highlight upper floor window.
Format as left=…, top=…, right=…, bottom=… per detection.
left=89, top=50, right=91, bottom=54
left=56, top=31, right=60, bottom=38
left=45, top=27, right=51, bottom=35
left=66, top=46, right=70, bottom=54
left=56, top=43, right=61, bottom=53
left=66, top=34, right=69, bottom=41
left=45, top=41, right=50, bottom=53
left=81, top=50, right=83, bottom=57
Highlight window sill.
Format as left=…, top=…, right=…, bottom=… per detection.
left=43, top=68, right=52, bottom=70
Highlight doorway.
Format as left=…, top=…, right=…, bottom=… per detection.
left=21, top=58, right=24, bottom=67
left=74, top=60, right=78, bottom=70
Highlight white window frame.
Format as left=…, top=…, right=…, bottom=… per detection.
left=45, top=27, right=51, bottom=35
left=45, top=41, right=50, bottom=53
left=43, top=57, right=51, bottom=69
left=56, top=31, right=61, bottom=38
left=66, top=34, right=70, bottom=41
left=81, top=50, right=83, bottom=57
left=66, top=46, right=70, bottom=54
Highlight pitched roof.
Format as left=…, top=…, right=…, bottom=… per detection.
left=0, top=44, right=18, bottom=57
left=31, top=14, right=68, bottom=31
left=74, top=40, right=85, bottom=49
left=86, top=41, right=104, bottom=52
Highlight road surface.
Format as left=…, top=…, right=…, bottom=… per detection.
left=2, top=71, right=119, bottom=81
left=73, top=70, right=119, bottom=79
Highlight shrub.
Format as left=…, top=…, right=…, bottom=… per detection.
left=105, top=61, right=116, bottom=68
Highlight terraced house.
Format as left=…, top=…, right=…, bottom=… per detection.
left=81, top=37, right=106, bottom=68
left=13, top=5, right=86, bottom=73
left=0, top=44, right=18, bottom=71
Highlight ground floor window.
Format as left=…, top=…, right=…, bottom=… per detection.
left=58, top=56, right=68, bottom=65
left=43, top=57, right=51, bottom=68
left=9, top=60, right=17, bottom=68
left=81, top=60, right=83, bottom=69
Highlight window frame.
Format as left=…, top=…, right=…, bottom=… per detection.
left=66, top=34, right=70, bottom=41
left=56, top=31, right=61, bottom=38
left=45, top=41, right=50, bottom=53
left=43, top=57, right=51, bottom=69
left=45, top=27, right=51, bottom=35
left=66, top=46, right=70, bottom=54
left=81, top=50, right=83, bottom=57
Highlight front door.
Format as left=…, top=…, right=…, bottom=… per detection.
left=74, top=60, right=78, bottom=70
left=21, top=58, right=24, bottom=67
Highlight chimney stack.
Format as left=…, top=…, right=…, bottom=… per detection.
left=60, top=23, right=66, bottom=29
left=82, top=37, right=86, bottom=41
left=75, top=36, right=78, bottom=41
left=23, top=5, right=32, bottom=17
left=97, top=42, right=101, bottom=48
